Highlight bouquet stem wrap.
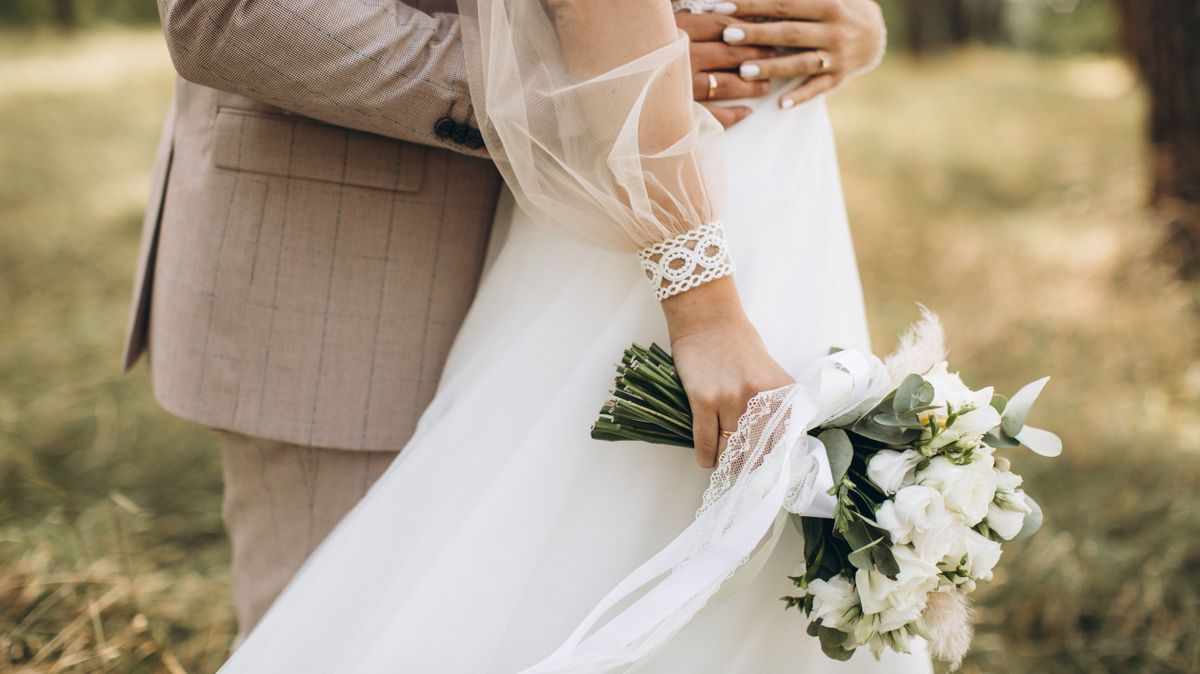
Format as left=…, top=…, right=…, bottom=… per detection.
left=522, top=350, right=891, bottom=673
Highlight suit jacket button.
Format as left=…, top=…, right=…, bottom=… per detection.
left=435, top=117, right=456, bottom=139
left=465, top=129, right=485, bottom=150
left=451, top=124, right=470, bottom=144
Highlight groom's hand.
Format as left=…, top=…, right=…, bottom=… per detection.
left=677, top=12, right=774, bottom=128
left=720, top=0, right=886, bottom=108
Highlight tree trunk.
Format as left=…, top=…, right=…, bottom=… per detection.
left=903, top=0, right=1007, bottom=56
left=1112, top=0, right=1200, bottom=279
left=52, top=0, right=78, bottom=30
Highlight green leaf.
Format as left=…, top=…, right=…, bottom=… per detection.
left=892, top=374, right=927, bottom=415
left=817, top=626, right=855, bottom=661
left=871, top=544, right=901, bottom=577
left=847, top=537, right=885, bottom=570
left=1015, top=425, right=1063, bottom=458
left=990, top=392, right=1008, bottom=415
left=983, top=430, right=1021, bottom=449
left=851, top=417, right=922, bottom=445
left=1009, top=494, right=1044, bottom=540
left=842, top=517, right=873, bottom=550
left=820, top=429, right=855, bottom=485
left=1001, top=376, right=1050, bottom=437
left=806, top=620, right=821, bottom=638
left=871, top=413, right=925, bottom=429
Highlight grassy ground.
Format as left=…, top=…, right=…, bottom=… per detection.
left=1, top=27, right=1197, bottom=674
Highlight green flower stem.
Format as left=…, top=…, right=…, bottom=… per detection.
left=606, top=398, right=693, bottom=437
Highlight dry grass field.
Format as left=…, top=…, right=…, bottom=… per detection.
left=1, top=28, right=1197, bottom=674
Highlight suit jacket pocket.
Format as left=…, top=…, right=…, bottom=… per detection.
left=212, top=108, right=426, bottom=192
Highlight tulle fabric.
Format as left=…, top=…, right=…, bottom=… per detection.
left=455, top=0, right=726, bottom=252
left=216, top=90, right=933, bottom=673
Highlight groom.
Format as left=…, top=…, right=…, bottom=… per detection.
left=128, top=0, right=885, bottom=641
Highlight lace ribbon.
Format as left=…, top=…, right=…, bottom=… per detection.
left=520, top=350, right=893, bottom=673
left=638, top=221, right=734, bottom=300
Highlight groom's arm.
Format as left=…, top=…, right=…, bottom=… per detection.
left=157, top=0, right=488, bottom=156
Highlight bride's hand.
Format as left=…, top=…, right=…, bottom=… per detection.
left=662, top=277, right=793, bottom=469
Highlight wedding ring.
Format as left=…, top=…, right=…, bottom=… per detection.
left=719, top=429, right=734, bottom=439
left=816, top=52, right=832, bottom=73
left=706, top=73, right=719, bottom=101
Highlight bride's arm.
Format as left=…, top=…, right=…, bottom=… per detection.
left=459, top=0, right=792, bottom=467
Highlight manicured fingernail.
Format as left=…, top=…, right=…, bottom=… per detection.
left=714, top=2, right=737, bottom=14
left=781, top=98, right=796, bottom=109
left=723, top=27, right=745, bottom=43
left=739, top=63, right=760, bottom=79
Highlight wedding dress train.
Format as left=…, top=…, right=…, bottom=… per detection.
left=218, top=83, right=934, bottom=672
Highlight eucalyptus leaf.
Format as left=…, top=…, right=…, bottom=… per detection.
left=990, top=392, right=1008, bottom=415
left=851, top=417, right=922, bottom=445
left=817, top=627, right=855, bottom=661
left=893, top=374, right=923, bottom=414
left=807, top=620, right=821, bottom=638
left=872, top=413, right=925, bottom=429
left=1015, top=424, right=1063, bottom=457
left=847, top=537, right=886, bottom=570
left=847, top=547, right=874, bottom=570
left=871, top=544, right=901, bottom=577
left=1010, top=493, right=1044, bottom=540
left=1001, top=376, right=1050, bottom=437
left=820, top=429, right=854, bottom=485
left=842, top=518, right=873, bottom=550
left=983, top=431, right=1021, bottom=449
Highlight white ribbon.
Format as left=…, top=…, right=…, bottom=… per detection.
left=520, top=350, right=888, bottom=673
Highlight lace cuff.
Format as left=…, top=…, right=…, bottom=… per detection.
left=637, top=221, right=734, bottom=301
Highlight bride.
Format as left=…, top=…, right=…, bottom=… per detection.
left=219, top=0, right=932, bottom=671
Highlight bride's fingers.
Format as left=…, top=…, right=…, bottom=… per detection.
left=779, top=73, right=838, bottom=108
left=692, top=42, right=774, bottom=72
left=739, top=51, right=833, bottom=81
left=692, top=403, right=720, bottom=469
left=716, top=402, right=748, bottom=463
left=703, top=104, right=753, bottom=129
left=692, top=71, right=771, bottom=102
left=722, top=20, right=834, bottom=49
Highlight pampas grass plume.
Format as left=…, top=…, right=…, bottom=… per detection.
left=922, top=589, right=974, bottom=671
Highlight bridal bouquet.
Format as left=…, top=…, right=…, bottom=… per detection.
left=591, top=316, right=1060, bottom=668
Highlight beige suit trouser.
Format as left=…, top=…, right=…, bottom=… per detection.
left=218, top=431, right=398, bottom=642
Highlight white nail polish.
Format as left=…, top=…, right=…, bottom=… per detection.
left=723, top=27, right=745, bottom=43
left=781, top=98, right=796, bottom=109
left=739, top=63, right=760, bottom=79
left=714, top=2, right=737, bottom=14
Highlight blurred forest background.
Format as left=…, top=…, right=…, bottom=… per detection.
left=1, top=0, right=1198, bottom=672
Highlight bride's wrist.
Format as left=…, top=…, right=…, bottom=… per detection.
left=661, top=276, right=749, bottom=341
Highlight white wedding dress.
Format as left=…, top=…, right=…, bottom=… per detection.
left=218, top=2, right=933, bottom=672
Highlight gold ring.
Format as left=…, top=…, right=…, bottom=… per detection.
left=816, top=52, right=832, bottom=72
left=707, top=73, right=719, bottom=101
left=719, top=429, right=734, bottom=439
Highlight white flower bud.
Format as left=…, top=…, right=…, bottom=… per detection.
left=867, top=449, right=924, bottom=494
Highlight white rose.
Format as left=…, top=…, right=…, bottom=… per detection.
left=911, top=510, right=968, bottom=563
left=987, top=490, right=1032, bottom=540
left=856, top=545, right=940, bottom=633
left=923, top=361, right=975, bottom=410
left=808, top=575, right=860, bottom=629
left=995, top=463, right=1023, bottom=492
left=875, top=486, right=945, bottom=545
left=917, top=454, right=998, bottom=525
left=962, top=528, right=1003, bottom=580
left=867, top=449, right=924, bottom=494
left=931, top=386, right=1002, bottom=450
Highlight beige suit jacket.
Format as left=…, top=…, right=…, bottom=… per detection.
left=125, top=0, right=503, bottom=451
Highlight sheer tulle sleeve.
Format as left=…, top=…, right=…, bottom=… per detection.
left=456, top=0, right=732, bottom=299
